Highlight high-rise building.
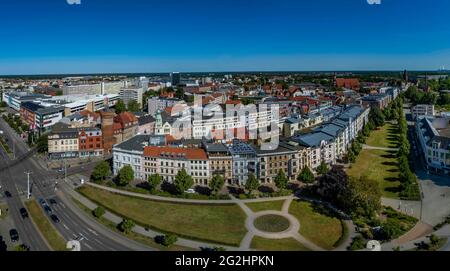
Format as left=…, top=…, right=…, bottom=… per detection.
left=171, top=72, right=181, bottom=86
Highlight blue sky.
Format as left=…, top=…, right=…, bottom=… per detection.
left=1, top=0, right=450, bottom=74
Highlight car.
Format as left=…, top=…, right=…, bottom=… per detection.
left=50, top=215, right=60, bottom=223
left=185, top=189, right=196, bottom=194
left=9, top=229, right=19, bottom=242
left=39, top=198, right=47, bottom=206
left=49, top=199, right=57, bottom=205
left=44, top=206, right=52, bottom=214
left=20, top=208, right=28, bottom=219
left=4, top=191, right=12, bottom=198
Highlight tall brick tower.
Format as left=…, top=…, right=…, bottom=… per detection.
left=101, top=111, right=116, bottom=154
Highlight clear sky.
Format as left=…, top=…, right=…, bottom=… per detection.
left=1, top=0, right=450, bottom=74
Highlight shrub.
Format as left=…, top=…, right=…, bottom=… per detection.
left=92, top=206, right=105, bottom=218
left=349, top=235, right=366, bottom=251
left=117, top=219, right=135, bottom=234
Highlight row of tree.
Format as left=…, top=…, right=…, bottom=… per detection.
left=114, top=99, right=141, bottom=114
left=404, top=85, right=450, bottom=106
left=394, top=99, right=421, bottom=200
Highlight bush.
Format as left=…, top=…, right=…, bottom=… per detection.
left=117, top=219, right=135, bottom=234
left=349, top=235, right=366, bottom=251
left=92, top=206, right=105, bottom=218
left=155, top=234, right=178, bottom=247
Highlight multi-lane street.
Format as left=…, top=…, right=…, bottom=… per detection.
left=0, top=117, right=153, bottom=251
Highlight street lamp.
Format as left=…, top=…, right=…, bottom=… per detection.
left=25, top=171, right=32, bottom=199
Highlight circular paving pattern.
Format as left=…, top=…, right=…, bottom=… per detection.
left=253, top=214, right=291, bottom=233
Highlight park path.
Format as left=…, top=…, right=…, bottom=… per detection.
left=232, top=195, right=325, bottom=251
left=85, top=182, right=292, bottom=205
left=362, top=144, right=399, bottom=151
left=66, top=185, right=243, bottom=251
left=78, top=182, right=354, bottom=251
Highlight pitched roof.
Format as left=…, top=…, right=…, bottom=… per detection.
left=143, top=146, right=208, bottom=160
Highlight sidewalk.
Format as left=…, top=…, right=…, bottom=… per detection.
left=85, top=182, right=294, bottom=205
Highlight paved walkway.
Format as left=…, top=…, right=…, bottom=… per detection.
left=67, top=186, right=242, bottom=251
left=362, top=144, right=399, bottom=151
left=79, top=182, right=354, bottom=251
left=381, top=197, right=422, bottom=219
left=86, top=182, right=292, bottom=205
left=231, top=195, right=325, bottom=251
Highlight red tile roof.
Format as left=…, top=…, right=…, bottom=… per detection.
left=143, top=146, right=208, bottom=160
left=335, top=78, right=360, bottom=89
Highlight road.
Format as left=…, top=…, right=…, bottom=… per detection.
left=0, top=117, right=153, bottom=251
left=0, top=147, right=49, bottom=251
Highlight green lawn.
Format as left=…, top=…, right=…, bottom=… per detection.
left=347, top=149, right=401, bottom=199
left=254, top=215, right=290, bottom=233
left=71, top=197, right=197, bottom=251
left=25, top=200, right=68, bottom=251
left=246, top=200, right=285, bottom=213
left=77, top=186, right=247, bottom=246
left=365, top=123, right=399, bottom=149
left=289, top=200, right=345, bottom=250
left=0, top=203, right=8, bottom=219
left=250, top=236, right=310, bottom=251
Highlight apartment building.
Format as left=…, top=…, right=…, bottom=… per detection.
left=48, top=123, right=80, bottom=159
left=412, top=104, right=435, bottom=119
left=78, top=127, right=104, bottom=158
left=229, top=140, right=257, bottom=186
left=119, top=87, right=143, bottom=108
left=254, top=141, right=306, bottom=184
left=416, top=116, right=450, bottom=175
left=143, top=146, right=210, bottom=185
left=203, top=143, right=233, bottom=184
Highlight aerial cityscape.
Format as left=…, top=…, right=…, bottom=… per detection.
left=0, top=0, right=450, bottom=258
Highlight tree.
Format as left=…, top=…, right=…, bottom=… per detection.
left=209, top=175, right=225, bottom=194
left=342, top=176, right=382, bottom=218
left=148, top=174, right=162, bottom=192
left=298, top=167, right=315, bottom=184
left=317, top=161, right=329, bottom=176
left=174, top=169, right=194, bottom=194
left=155, top=234, right=178, bottom=247
left=316, top=165, right=349, bottom=206
left=429, top=234, right=440, bottom=246
left=14, top=244, right=30, bottom=252
left=175, top=87, right=184, bottom=99
left=91, top=161, right=111, bottom=183
left=117, top=165, right=134, bottom=186
left=245, top=173, right=259, bottom=193
left=274, top=170, right=288, bottom=190
left=369, top=107, right=385, bottom=128
left=115, top=100, right=126, bottom=114
left=118, top=219, right=135, bottom=234
left=162, top=234, right=178, bottom=247
left=93, top=206, right=105, bottom=218
left=380, top=220, right=403, bottom=241
left=347, top=149, right=356, bottom=163
left=127, top=100, right=141, bottom=112
left=36, top=134, right=48, bottom=153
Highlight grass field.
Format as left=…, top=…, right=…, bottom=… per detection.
left=25, top=200, right=68, bottom=251
left=71, top=197, right=197, bottom=251
left=346, top=149, right=401, bottom=199
left=246, top=200, right=285, bottom=213
left=77, top=185, right=247, bottom=246
left=0, top=203, right=8, bottom=219
left=250, top=236, right=310, bottom=251
left=365, top=123, right=399, bottom=149
left=254, top=215, right=290, bottom=233
left=289, top=200, right=345, bottom=250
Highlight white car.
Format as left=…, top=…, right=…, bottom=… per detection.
left=185, top=189, right=196, bottom=194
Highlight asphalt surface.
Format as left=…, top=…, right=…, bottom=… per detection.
left=0, top=117, right=151, bottom=251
